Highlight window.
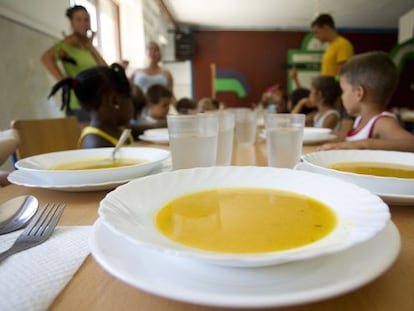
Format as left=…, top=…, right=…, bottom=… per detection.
left=71, top=0, right=121, bottom=63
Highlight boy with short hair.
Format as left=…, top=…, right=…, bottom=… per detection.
left=320, top=51, right=414, bottom=152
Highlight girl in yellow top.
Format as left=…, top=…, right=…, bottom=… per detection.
left=48, top=63, right=134, bottom=149
left=41, top=5, right=106, bottom=123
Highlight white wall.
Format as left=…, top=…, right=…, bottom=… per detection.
left=0, top=0, right=70, bottom=38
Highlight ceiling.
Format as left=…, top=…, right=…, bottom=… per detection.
left=162, top=0, right=414, bottom=31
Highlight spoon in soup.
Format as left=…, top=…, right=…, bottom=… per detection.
left=112, top=129, right=131, bottom=162
left=0, top=195, right=38, bottom=235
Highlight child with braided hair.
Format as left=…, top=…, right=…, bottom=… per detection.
left=48, top=63, right=134, bottom=148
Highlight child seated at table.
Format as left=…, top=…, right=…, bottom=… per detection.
left=48, top=63, right=134, bottom=148
left=319, top=51, right=414, bottom=152
left=292, top=76, right=341, bottom=130
left=139, top=84, right=172, bottom=125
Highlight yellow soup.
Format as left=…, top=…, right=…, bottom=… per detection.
left=328, top=161, right=414, bottom=179
left=49, top=158, right=148, bottom=170
left=155, top=188, right=337, bottom=254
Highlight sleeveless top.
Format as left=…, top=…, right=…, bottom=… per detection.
left=55, top=42, right=99, bottom=111
left=313, top=109, right=341, bottom=131
left=78, top=126, right=134, bottom=148
left=346, top=112, right=397, bottom=141
left=132, top=70, right=169, bottom=92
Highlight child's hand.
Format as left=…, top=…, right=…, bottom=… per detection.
left=289, top=68, right=297, bottom=79
left=297, top=97, right=313, bottom=108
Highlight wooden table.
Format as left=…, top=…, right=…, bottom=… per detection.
left=0, top=140, right=413, bottom=311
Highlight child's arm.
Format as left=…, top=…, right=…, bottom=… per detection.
left=322, top=113, right=340, bottom=130
left=41, top=46, right=65, bottom=81
left=319, top=117, right=414, bottom=152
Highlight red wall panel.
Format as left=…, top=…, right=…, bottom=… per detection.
left=192, top=30, right=398, bottom=108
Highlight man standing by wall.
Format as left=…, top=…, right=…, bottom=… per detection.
left=311, top=14, right=354, bottom=77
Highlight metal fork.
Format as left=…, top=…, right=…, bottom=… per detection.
left=0, top=203, right=65, bottom=264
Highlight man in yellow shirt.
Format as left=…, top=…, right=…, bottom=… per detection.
left=311, top=14, right=354, bottom=77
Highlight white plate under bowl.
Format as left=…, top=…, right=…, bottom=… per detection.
left=98, top=166, right=390, bottom=267
left=14, top=147, right=170, bottom=185
left=301, top=150, right=414, bottom=196
left=7, top=162, right=162, bottom=191
left=90, top=219, right=400, bottom=308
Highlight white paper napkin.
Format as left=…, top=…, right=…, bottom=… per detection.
left=0, top=226, right=91, bottom=311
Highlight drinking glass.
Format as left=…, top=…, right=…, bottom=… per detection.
left=233, top=108, right=257, bottom=144
left=212, top=111, right=235, bottom=165
left=167, top=114, right=218, bottom=170
left=264, top=113, right=305, bottom=168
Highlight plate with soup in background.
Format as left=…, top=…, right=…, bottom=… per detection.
left=14, top=147, right=170, bottom=185
left=299, top=150, right=414, bottom=204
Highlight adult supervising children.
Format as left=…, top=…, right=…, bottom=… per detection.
left=311, top=13, right=354, bottom=77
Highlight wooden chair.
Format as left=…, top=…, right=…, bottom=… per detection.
left=11, top=116, right=81, bottom=160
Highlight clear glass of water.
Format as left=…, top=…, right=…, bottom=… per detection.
left=209, top=111, right=235, bottom=166
left=167, top=114, right=218, bottom=170
left=264, top=113, right=305, bottom=168
left=233, top=108, right=257, bottom=144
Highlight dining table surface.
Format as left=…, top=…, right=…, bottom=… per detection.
left=1, top=138, right=413, bottom=311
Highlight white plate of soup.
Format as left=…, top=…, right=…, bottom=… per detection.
left=98, top=166, right=390, bottom=267
left=301, top=150, right=414, bottom=196
left=14, top=147, right=170, bottom=185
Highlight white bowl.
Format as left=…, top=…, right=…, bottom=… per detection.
left=303, top=127, right=332, bottom=141
left=15, top=147, right=170, bottom=184
left=301, top=150, right=414, bottom=196
left=98, top=166, right=389, bottom=267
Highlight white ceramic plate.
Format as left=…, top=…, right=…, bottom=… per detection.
left=302, top=127, right=332, bottom=140
left=259, top=129, right=336, bottom=144
left=295, top=162, right=414, bottom=206
left=144, top=128, right=169, bottom=137
left=301, top=150, right=414, bottom=196
left=8, top=166, right=150, bottom=192
left=99, top=166, right=390, bottom=267
left=14, top=147, right=170, bottom=185
left=138, top=134, right=169, bottom=144
left=90, top=219, right=400, bottom=308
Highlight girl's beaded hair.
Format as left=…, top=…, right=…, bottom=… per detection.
left=48, top=63, right=131, bottom=113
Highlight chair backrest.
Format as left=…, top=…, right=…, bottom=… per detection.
left=0, top=129, right=19, bottom=165
left=11, top=116, right=81, bottom=160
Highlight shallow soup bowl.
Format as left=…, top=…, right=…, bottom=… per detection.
left=301, top=149, right=414, bottom=196
left=98, top=166, right=390, bottom=267
left=14, top=147, right=170, bottom=184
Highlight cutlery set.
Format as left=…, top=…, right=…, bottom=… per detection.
left=0, top=199, right=65, bottom=263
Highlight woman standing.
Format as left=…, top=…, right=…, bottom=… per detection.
left=130, top=41, right=173, bottom=93
left=41, top=5, right=107, bottom=123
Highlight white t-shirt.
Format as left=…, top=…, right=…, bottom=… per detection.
left=313, top=109, right=341, bottom=131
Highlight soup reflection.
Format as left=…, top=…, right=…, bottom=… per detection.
left=155, top=188, right=337, bottom=254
